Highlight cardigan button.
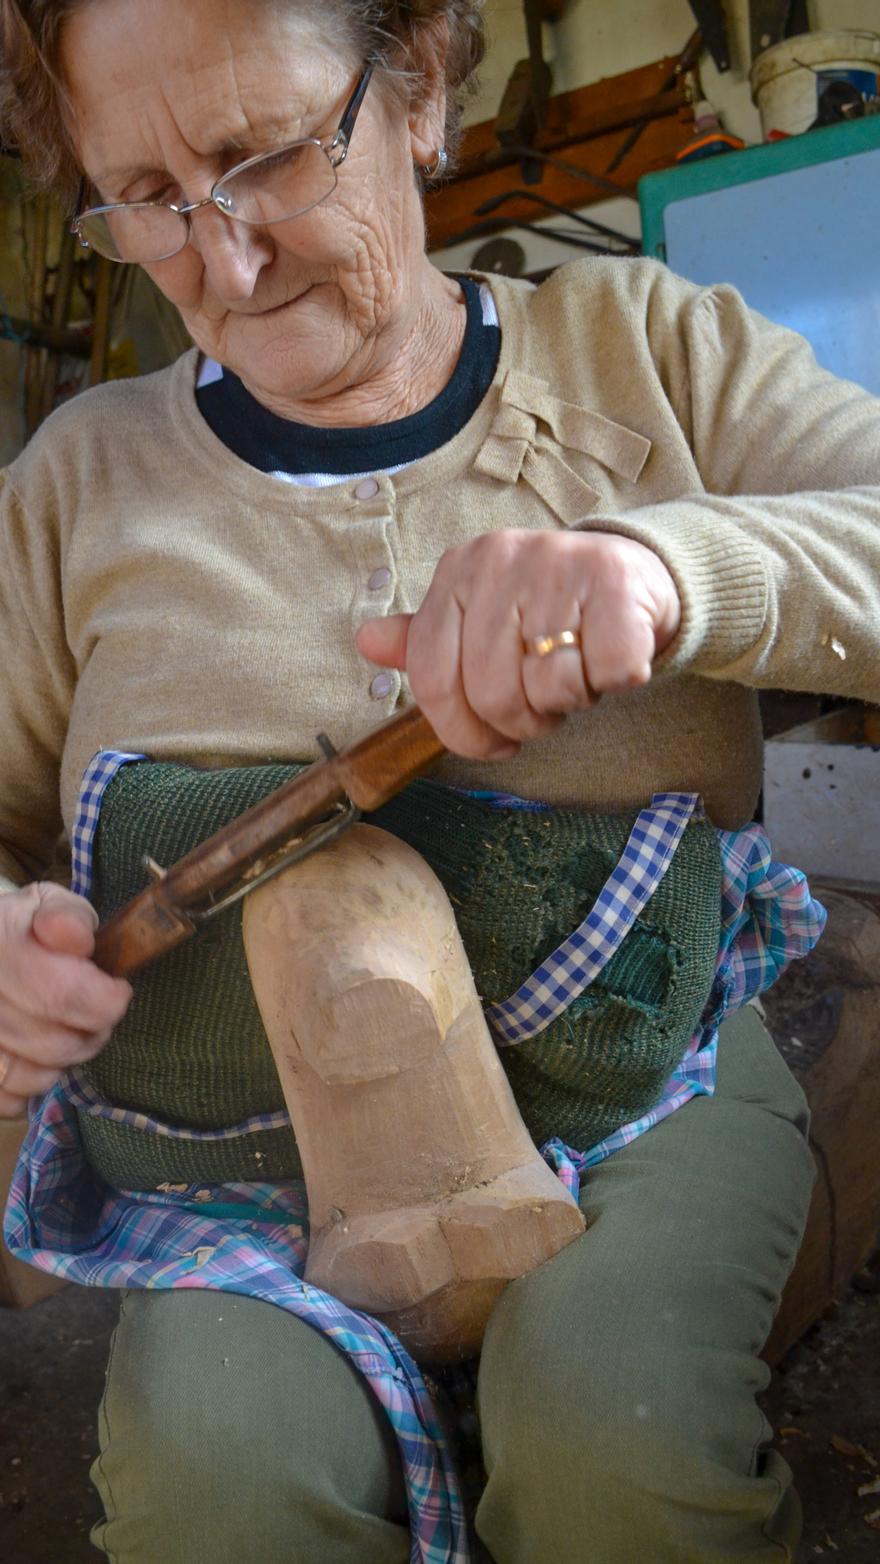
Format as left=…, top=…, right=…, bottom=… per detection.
left=354, top=477, right=379, bottom=500
left=367, top=567, right=392, bottom=591
left=370, top=672, right=395, bottom=700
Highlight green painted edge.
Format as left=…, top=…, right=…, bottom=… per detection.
left=639, top=116, right=880, bottom=260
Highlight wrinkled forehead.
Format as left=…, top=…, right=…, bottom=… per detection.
left=59, top=0, right=357, bottom=185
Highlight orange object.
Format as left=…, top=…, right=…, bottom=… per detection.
left=675, top=131, right=746, bottom=162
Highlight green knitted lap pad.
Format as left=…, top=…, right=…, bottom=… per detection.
left=80, top=762, right=722, bottom=1191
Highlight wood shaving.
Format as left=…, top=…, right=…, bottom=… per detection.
left=180, top=1246, right=216, bottom=1266
left=830, top=1434, right=878, bottom=1467
left=831, top=1435, right=860, bottom=1458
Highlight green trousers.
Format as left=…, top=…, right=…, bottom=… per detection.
left=90, top=1006, right=815, bottom=1563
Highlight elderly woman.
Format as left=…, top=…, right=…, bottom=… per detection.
left=1, top=0, right=879, bottom=1560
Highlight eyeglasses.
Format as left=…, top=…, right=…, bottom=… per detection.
left=71, top=64, right=373, bottom=265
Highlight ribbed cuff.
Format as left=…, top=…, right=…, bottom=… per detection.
left=575, top=504, right=769, bottom=676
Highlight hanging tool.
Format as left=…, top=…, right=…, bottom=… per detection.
left=475, top=189, right=639, bottom=250
left=749, top=0, right=809, bottom=62
left=495, top=0, right=554, bottom=180
left=456, top=214, right=634, bottom=258
left=88, top=255, right=113, bottom=387
left=38, top=225, right=78, bottom=423
left=606, top=28, right=703, bottom=175
left=686, top=1, right=731, bottom=73
left=483, top=145, right=637, bottom=201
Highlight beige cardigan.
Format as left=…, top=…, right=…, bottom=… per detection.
left=1, top=257, right=878, bottom=890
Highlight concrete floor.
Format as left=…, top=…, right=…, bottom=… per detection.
left=1, top=1269, right=879, bottom=1561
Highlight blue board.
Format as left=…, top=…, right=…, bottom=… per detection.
left=639, top=118, right=880, bottom=396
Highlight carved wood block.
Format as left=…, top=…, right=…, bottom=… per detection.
left=243, top=824, right=585, bottom=1362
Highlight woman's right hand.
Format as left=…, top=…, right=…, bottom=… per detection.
left=0, top=884, right=133, bottom=1118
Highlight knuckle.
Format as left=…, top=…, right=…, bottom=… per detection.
left=104, top=980, right=133, bottom=1023
left=557, top=661, right=592, bottom=702
left=33, top=1022, right=105, bottom=1069
left=17, top=1062, right=62, bottom=1096
left=408, top=660, right=456, bottom=709
left=427, top=712, right=500, bottom=762
left=44, top=964, right=127, bottom=1029
left=491, top=705, right=545, bottom=741
left=62, top=1030, right=110, bottom=1066
left=51, top=1024, right=89, bottom=1063
left=520, top=680, right=573, bottom=724
left=47, top=970, right=102, bottom=1026
left=525, top=651, right=586, bottom=700
left=477, top=529, right=524, bottom=571
left=431, top=542, right=468, bottom=584
left=18, top=1025, right=73, bottom=1070
left=530, top=680, right=582, bottom=716
left=473, top=684, right=521, bottom=728
left=598, top=668, right=650, bottom=695
left=594, top=541, right=636, bottom=594
left=587, top=658, right=630, bottom=693
left=444, top=530, right=523, bottom=579
left=472, top=730, right=518, bottom=760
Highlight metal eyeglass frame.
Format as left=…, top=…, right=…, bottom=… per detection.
left=70, top=62, right=374, bottom=261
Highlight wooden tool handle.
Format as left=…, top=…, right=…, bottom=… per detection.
left=92, top=706, right=446, bottom=979
left=338, top=706, right=446, bottom=811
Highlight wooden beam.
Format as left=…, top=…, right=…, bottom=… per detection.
left=88, top=255, right=114, bottom=388
left=763, top=890, right=880, bottom=1364
left=426, top=56, right=695, bottom=252
left=0, top=312, right=90, bottom=358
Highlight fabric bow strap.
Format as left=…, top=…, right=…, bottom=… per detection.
left=475, top=369, right=652, bottom=521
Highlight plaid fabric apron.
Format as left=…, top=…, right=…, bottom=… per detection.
left=5, top=749, right=825, bottom=1564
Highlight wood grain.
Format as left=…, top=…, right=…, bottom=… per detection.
left=243, top=823, right=585, bottom=1363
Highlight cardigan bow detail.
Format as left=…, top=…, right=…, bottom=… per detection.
left=474, top=369, right=652, bottom=525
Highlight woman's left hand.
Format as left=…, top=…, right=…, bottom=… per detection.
left=356, top=528, right=681, bottom=760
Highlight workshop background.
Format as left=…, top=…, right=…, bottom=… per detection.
left=2, top=1, right=880, bottom=1559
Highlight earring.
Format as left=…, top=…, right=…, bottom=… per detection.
left=421, top=147, right=448, bottom=180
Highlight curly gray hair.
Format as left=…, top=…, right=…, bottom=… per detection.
left=0, top=0, right=484, bottom=199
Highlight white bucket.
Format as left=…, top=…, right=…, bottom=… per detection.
left=750, top=30, right=880, bottom=139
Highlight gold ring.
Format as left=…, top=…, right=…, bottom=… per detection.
left=0, top=1049, right=11, bottom=1090
left=523, top=630, right=580, bottom=658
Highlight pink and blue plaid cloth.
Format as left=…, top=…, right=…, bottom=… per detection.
left=4, top=750, right=825, bottom=1564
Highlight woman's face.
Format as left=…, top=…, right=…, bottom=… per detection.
left=60, top=0, right=446, bottom=413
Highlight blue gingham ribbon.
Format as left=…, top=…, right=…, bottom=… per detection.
left=486, top=791, right=698, bottom=1045
left=65, top=1069, right=293, bottom=1140
left=70, top=748, right=146, bottom=898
